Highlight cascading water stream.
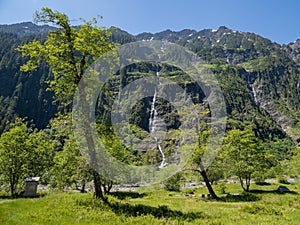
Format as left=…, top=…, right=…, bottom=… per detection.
left=149, top=70, right=167, bottom=168
left=247, top=75, right=258, bottom=104
left=251, top=84, right=258, bottom=104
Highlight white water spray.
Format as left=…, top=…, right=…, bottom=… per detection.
left=251, top=84, right=258, bottom=104
left=247, top=75, right=258, bottom=104
left=149, top=70, right=167, bottom=168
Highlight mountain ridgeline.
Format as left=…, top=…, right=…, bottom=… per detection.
left=0, top=22, right=299, bottom=146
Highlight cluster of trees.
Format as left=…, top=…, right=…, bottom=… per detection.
left=0, top=115, right=297, bottom=198
left=193, top=124, right=298, bottom=195
left=0, top=8, right=298, bottom=201
left=0, top=114, right=94, bottom=196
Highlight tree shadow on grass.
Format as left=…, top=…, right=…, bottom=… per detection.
left=106, top=200, right=206, bottom=220
left=217, top=192, right=261, bottom=202
left=108, top=191, right=147, bottom=200
left=0, top=196, right=12, bottom=200
left=255, top=181, right=272, bottom=186
left=216, top=188, right=299, bottom=203
left=249, top=189, right=298, bottom=195
left=76, top=194, right=206, bottom=220
left=0, top=192, right=47, bottom=199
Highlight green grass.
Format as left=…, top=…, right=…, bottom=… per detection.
left=0, top=182, right=299, bottom=225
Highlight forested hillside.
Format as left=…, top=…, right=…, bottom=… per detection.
left=0, top=31, right=56, bottom=132
left=0, top=22, right=299, bottom=147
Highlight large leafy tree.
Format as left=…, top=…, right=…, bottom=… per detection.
left=222, top=125, right=271, bottom=191
left=0, top=119, right=30, bottom=196
left=17, top=8, right=114, bottom=106
left=0, top=118, right=53, bottom=196
left=17, top=8, right=115, bottom=200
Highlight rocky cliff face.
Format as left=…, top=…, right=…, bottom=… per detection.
left=128, top=26, right=299, bottom=143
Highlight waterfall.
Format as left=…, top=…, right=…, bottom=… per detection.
left=149, top=70, right=167, bottom=168
left=251, top=84, right=258, bottom=104
left=247, top=75, right=258, bottom=104
left=149, top=87, right=157, bottom=133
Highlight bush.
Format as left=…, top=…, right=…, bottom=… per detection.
left=163, top=173, right=182, bottom=192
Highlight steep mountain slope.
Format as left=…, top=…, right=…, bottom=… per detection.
left=113, top=26, right=299, bottom=143
left=0, top=31, right=56, bottom=132
left=0, top=22, right=298, bottom=146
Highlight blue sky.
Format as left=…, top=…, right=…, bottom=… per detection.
left=0, top=0, right=300, bottom=44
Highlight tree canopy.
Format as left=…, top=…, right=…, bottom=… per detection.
left=16, top=8, right=116, bottom=200
left=222, top=125, right=272, bottom=191
left=0, top=118, right=53, bottom=196
left=16, top=7, right=115, bottom=107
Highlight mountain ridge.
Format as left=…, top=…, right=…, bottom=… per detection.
left=0, top=22, right=297, bottom=45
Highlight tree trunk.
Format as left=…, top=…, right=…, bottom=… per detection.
left=103, top=180, right=113, bottom=194
left=245, top=175, right=251, bottom=192
left=239, top=175, right=251, bottom=192
left=10, top=175, right=16, bottom=197
left=246, top=184, right=250, bottom=192
left=80, top=182, right=86, bottom=193
left=239, top=176, right=247, bottom=192
left=10, top=183, right=15, bottom=197
left=77, top=82, right=107, bottom=202
left=102, top=179, right=113, bottom=194
left=199, top=165, right=218, bottom=199
left=93, top=170, right=107, bottom=201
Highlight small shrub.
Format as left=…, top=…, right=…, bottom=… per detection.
left=163, top=173, right=182, bottom=192
left=253, top=171, right=267, bottom=184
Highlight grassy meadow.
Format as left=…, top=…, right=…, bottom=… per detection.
left=0, top=182, right=299, bottom=225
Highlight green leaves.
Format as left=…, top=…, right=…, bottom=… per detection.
left=17, top=7, right=115, bottom=107
left=34, top=7, right=70, bottom=30
left=0, top=118, right=53, bottom=196
left=222, top=125, right=271, bottom=191
left=16, top=41, right=46, bottom=72
left=45, top=113, right=92, bottom=190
